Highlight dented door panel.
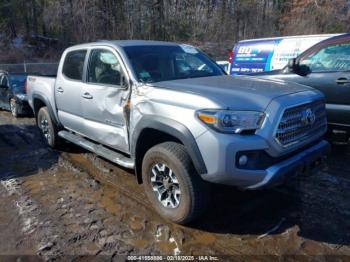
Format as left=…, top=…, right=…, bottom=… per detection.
left=81, top=84, right=130, bottom=153
left=81, top=47, right=131, bottom=153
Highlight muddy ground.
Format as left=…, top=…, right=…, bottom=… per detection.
left=0, top=110, right=349, bottom=261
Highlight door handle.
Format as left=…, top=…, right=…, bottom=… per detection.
left=82, top=92, right=93, bottom=99
left=57, top=87, right=64, bottom=93
left=336, top=78, right=350, bottom=85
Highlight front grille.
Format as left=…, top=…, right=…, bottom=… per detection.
left=275, top=100, right=327, bottom=147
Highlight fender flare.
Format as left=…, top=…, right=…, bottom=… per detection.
left=131, top=116, right=207, bottom=181
left=32, top=94, right=61, bottom=126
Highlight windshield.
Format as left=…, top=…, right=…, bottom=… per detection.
left=9, top=75, right=27, bottom=87
left=124, top=45, right=225, bottom=83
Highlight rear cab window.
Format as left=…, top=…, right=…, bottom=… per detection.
left=62, top=50, right=87, bottom=81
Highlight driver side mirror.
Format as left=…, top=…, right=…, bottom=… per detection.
left=287, top=58, right=311, bottom=76
left=297, top=64, right=311, bottom=77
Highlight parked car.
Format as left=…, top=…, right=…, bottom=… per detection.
left=228, top=34, right=339, bottom=76
left=250, top=33, right=350, bottom=141
left=0, top=71, right=31, bottom=117
left=27, top=40, right=329, bottom=223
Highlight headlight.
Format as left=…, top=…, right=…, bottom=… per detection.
left=196, top=109, right=265, bottom=134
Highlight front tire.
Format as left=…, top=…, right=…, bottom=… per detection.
left=142, top=142, right=209, bottom=224
left=37, top=107, right=61, bottom=148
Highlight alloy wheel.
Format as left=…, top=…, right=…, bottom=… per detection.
left=40, top=117, right=51, bottom=142
left=150, top=163, right=181, bottom=208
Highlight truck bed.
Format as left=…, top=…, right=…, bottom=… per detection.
left=27, top=75, right=58, bottom=120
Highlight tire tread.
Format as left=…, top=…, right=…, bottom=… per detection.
left=37, top=106, right=61, bottom=148
left=142, top=142, right=209, bottom=224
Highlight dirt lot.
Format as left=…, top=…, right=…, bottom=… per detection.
left=0, top=110, right=350, bottom=261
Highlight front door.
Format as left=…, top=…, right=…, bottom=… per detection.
left=81, top=48, right=130, bottom=153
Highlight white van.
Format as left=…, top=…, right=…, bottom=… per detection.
left=228, top=34, right=340, bottom=75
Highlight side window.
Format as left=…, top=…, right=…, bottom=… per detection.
left=88, top=49, right=123, bottom=86
left=300, top=42, right=350, bottom=73
left=62, top=50, right=87, bottom=81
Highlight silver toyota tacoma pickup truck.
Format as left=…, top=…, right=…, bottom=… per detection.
left=27, top=40, right=329, bottom=223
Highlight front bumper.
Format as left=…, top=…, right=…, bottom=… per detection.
left=196, top=130, right=330, bottom=189
left=245, top=140, right=329, bottom=189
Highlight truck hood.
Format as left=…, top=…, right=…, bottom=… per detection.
left=153, top=75, right=313, bottom=111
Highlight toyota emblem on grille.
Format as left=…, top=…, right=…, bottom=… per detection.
left=302, top=108, right=316, bottom=126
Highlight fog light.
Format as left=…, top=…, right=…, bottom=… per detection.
left=238, top=155, right=248, bottom=166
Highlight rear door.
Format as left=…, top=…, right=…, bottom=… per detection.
left=81, top=47, right=130, bottom=153
left=55, top=49, right=88, bottom=135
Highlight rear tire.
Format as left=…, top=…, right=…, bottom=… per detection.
left=142, top=142, right=209, bottom=224
left=10, top=98, right=19, bottom=117
left=37, top=107, right=61, bottom=148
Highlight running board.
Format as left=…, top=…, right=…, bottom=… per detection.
left=58, top=130, right=134, bottom=169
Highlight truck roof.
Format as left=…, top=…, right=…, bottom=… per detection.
left=68, top=40, right=179, bottom=50
left=107, top=40, right=179, bottom=47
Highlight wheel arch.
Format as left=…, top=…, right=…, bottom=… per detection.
left=131, top=116, right=207, bottom=184
left=32, top=94, right=61, bottom=127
